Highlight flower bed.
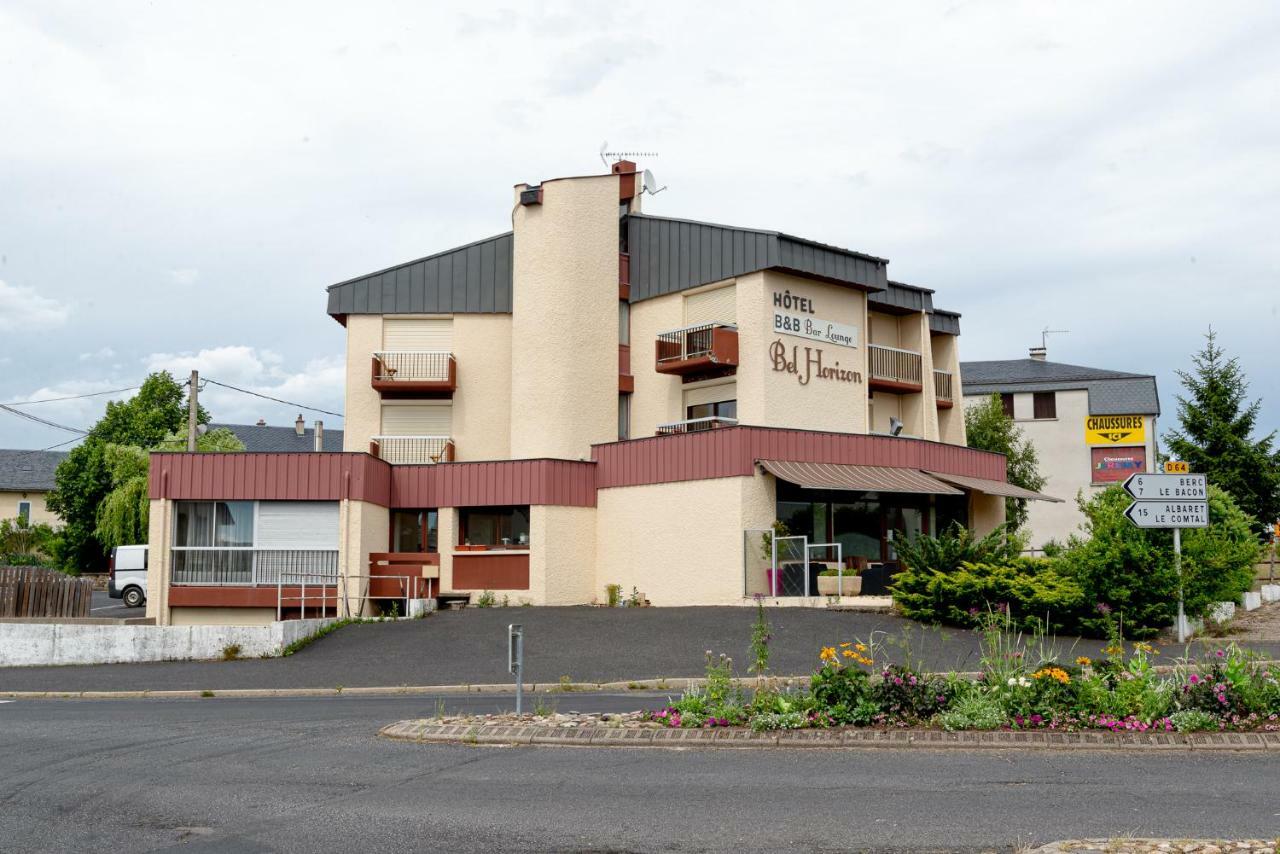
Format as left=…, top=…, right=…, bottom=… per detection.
left=644, top=614, right=1280, bottom=735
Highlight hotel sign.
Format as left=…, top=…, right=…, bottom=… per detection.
left=772, top=290, right=859, bottom=349
left=770, top=340, right=863, bottom=386
left=1084, top=415, right=1146, bottom=445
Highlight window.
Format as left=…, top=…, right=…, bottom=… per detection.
left=459, top=506, right=530, bottom=548
left=618, top=393, right=631, bottom=440
left=618, top=300, right=630, bottom=345
left=1000, top=393, right=1015, bottom=419
left=173, top=501, right=254, bottom=547
left=1033, top=392, right=1057, bottom=420
left=17, top=501, right=31, bottom=524
left=391, top=509, right=438, bottom=553
left=686, top=399, right=737, bottom=421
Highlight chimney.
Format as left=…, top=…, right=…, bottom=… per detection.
left=313, top=420, right=324, bottom=453
left=295, top=413, right=305, bottom=436
left=256, top=418, right=266, bottom=427
left=1029, top=346, right=1047, bottom=361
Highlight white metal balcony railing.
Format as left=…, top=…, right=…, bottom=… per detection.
left=373, top=351, right=453, bottom=382
left=933, top=369, right=954, bottom=401
left=868, top=344, right=923, bottom=386
left=170, top=549, right=339, bottom=586
left=656, top=323, right=737, bottom=363
left=371, top=435, right=454, bottom=464
left=655, top=416, right=739, bottom=436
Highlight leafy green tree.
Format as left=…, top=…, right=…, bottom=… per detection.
left=964, top=394, right=1046, bottom=533
left=95, top=428, right=244, bottom=550
left=46, top=372, right=205, bottom=572
left=1163, top=329, right=1280, bottom=538
left=0, top=516, right=60, bottom=566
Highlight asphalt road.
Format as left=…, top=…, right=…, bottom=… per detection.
left=2, top=694, right=1279, bottom=853
left=89, top=589, right=146, bottom=619
left=7, top=606, right=1278, bottom=694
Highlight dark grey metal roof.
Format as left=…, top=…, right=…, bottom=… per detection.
left=929, top=309, right=961, bottom=336
left=626, top=213, right=888, bottom=301
left=960, top=359, right=1160, bottom=416
left=210, top=423, right=345, bottom=453
left=0, top=450, right=68, bottom=492
left=869, top=280, right=934, bottom=315
left=326, top=232, right=513, bottom=319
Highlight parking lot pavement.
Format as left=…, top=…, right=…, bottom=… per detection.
left=3, top=693, right=1279, bottom=853
left=89, top=589, right=146, bottom=618
left=4, top=606, right=1277, bottom=694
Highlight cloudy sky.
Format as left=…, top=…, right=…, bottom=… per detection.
left=2, top=1, right=1278, bottom=450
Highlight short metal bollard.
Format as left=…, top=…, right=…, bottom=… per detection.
left=508, top=624, right=524, bottom=715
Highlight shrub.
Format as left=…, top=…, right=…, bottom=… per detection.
left=871, top=665, right=952, bottom=721
left=475, top=590, right=496, bottom=608
left=605, top=584, right=621, bottom=607
left=937, top=688, right=1005, bottom=731
left=1169, top=710, right=1218, bottom=732
left=221, top=643, right=242, bottom=661
left=893, top=522, right=1023, bottom=576
left=893, top=558, right=1084, bottom=634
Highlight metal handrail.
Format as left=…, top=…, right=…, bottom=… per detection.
left=370, top=435, right=453, bottom=464
left=655, top=416, right=738, bottom=435
left=656, top=322, right=736, bottom=363
left=373, top=351, right=454, bottom=382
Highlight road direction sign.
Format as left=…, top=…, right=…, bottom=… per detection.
left=1124, top=500, right=1209, bottom=529
left=1122, top=472, right=1207, bottom=501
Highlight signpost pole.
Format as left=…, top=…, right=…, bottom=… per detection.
left=1174, top=527, right=1185, bottom=645
left=509, top=624, right=524, bottom=715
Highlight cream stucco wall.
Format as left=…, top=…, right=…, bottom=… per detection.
left=738, top=271, right=869, bottom=435
left=628, top=284, right=695, bottom=437
left=509, top=174, right=620, bottom=459
left=170, top=607, right=277, bottom=627
left=338, top=499, right=389, bottom=617
left=594, top=474, right=775, bottom=606
left=970, top=491, right=1006, bottom=536
left=0, top=491, right=59, bottom=526
left=931, top=332, right=966, bottom=446
left=146, top=498, right=173, bottom=625
left=529, top=505, right=597, bottom=605
left=342, top=314, right=383, bottom=453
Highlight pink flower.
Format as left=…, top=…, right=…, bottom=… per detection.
left=1188, top=674, right=1200, bottom=684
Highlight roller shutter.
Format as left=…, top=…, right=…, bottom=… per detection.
left=683, top=381, right=736, bottom=408
left=380, top=403, right=452, bottom=435
left=255, top=502, right=340, bottom=550
left=383, top=318, right=453, bottom=351
left=684, top=286, right=736, bottom=326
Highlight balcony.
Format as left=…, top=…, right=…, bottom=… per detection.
left=934, top=370, right=954, bottom=408
left=170, top=548, right=339, bottom=586
left=868, top=344, right=923, bottom=393
left=371, top=352, right=456, bottom=397
left=369, top=436, right=455, bottom=465
left=655, top=323, right=738, bottom=378
left=655, top=416, right=738, bottom=436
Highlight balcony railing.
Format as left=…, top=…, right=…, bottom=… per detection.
left=171, top=548, right=339, bottom=586
left=868, top=344, right=923, bottom=392
left=655, top=416, right=738, bottom=436
left=933, top=369, right=954, bottom=406
left=655, top=323, right=738, bottom=377
left=369, top=435, right=455, bottom=465
left=371, top=351, right=456, bottom=396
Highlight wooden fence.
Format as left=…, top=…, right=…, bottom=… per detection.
left=0, top=566, right=94, bottom=618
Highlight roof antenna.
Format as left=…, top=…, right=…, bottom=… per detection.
left=1041, top=326, right=1069, bottom=349
left=599, top=140, right=660, bottom=167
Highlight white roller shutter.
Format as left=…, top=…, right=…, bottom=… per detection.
left=255, top=502, right=339, bottom=550
left=381, top=403, right=452, bottom=435
left=383, top=318, right=452, bottom=351
left=683, top=381, right=736, bottom=408
left=684, top=286, right=736, bottom=326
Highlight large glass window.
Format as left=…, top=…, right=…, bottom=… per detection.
left=686, top=399, right=737, bottom=421
left=174, top=501, right=254, bottom=547
left=832, top=501, right=881, bottom=562
left=391, top=509, right=438, bottom=552
left=459, top=506, right=530, bottom=548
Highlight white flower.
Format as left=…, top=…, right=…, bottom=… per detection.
left=1007, top=677, right=1017, bottom=686
left=1018, top=677, right=1031, bottom=688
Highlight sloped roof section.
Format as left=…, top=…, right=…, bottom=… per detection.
left=929, top=309, right=961, bottom=336
left=326, top=232, right=513, bottom=320
left=869, top=280, right=934, bottom=315
left=626, top=214, right=888, bottom=301
left=961, top=359, right=1150, bottom=385
left=0, top=449, right=68, bottom=492
left=960, top=359, right=1160, bottom=416
left=211, top=423, right=345, bottom=453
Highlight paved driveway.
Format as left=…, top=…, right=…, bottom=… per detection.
left=88, top=589, right=146, bottom=619
left=4, top=606, right=1276, bottom=693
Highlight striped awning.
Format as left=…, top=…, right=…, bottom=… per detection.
left=926, top=471, right=1063, bottom=502
left=759, top=460, right=963, bottom=495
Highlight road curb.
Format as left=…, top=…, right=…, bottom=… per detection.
left=378, top=719, right=1280, bottom=752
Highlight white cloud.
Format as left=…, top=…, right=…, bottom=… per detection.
left=79, top=346, right=116, bottom=361
left=168, top=268, right=199, bottom=285
left=0, top=280, right=71, bottom=331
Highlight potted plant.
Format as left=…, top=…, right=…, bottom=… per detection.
left=816, top=566, right=862, bottom=597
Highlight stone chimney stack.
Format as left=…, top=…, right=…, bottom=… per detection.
left=295, top=413, right=305, bottom=436
left=1029, top=346, right=1047, bottom=361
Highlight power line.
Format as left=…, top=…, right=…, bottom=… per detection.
left=0, top=385, right=141, bottom=406
left=0, top=403, right=89, bottom=435
left=201, top=378, right=344, bottom=418
left=41, top=436, right=83, bottom=451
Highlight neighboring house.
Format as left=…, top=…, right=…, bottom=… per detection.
left=0, top=449, right=69, bottom=527
left=961, top=347, right=1160, bottom=550
left=143, top=161, right=1054, bottom=627
left=211, top=419, right=344, bottom=453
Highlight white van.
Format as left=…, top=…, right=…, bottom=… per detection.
left=108, top=545, right=148, bottom=608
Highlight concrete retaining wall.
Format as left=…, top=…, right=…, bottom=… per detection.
left=0, top=618, right=337, bottom=667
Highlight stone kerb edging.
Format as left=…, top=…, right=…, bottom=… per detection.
left=379, top=720, right=1280, bottom=752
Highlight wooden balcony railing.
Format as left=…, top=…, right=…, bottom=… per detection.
left=371, top=352, right=456, bottom=397
left=868, top=344, right=923, bottom=393
left=934, top=370, right=954, bottom=407
left=368, top=436, right=455, bottom=465
left=654, top=323, right=738, bottom=378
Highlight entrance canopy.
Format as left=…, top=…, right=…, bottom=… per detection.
left=925, top=471, right=1063, bottom=502
left=758, top=460, right=962, bottom=495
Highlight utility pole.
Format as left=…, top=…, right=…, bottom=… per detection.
left=187, top=370, right=199, bottom=452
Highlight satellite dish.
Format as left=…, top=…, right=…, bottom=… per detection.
left=889, top=416, right=904, bottom=437
left=641, top=169, right=667, bottom=195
